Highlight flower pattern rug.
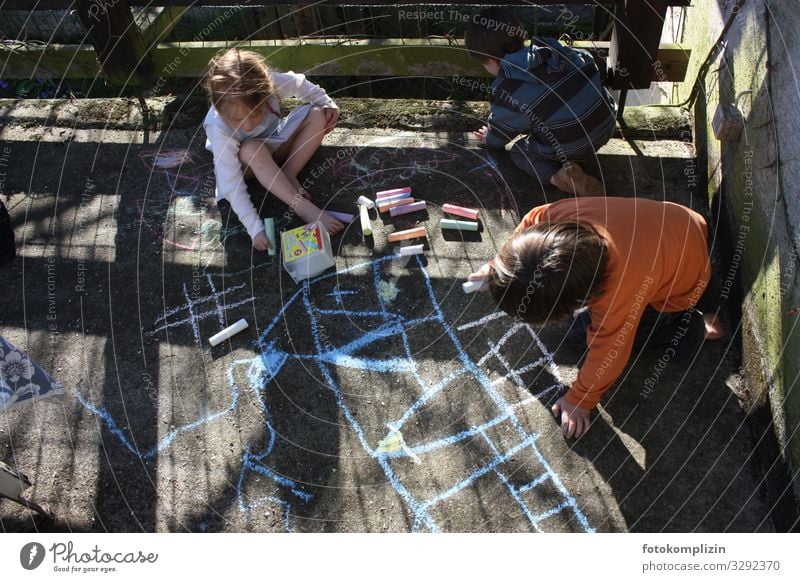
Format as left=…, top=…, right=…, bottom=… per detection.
left=0, top=336, right=64, bottom=411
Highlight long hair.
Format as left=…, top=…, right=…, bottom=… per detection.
left=204, top=48, right=277, bottom=112
left=489, top=222, right=607, bottom=323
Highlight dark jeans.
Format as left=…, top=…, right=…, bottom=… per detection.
left=567, top=305, right=705, bottom=365
left=508, top=120, right=616, bottom=185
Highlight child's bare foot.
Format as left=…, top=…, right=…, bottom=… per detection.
left=317, top=212, right=344, bottom=235
left=298, top=208, right=344, bottom=235
left=550, top=162, right=605, bottom=197
left=703, top=312, right=726, bottom=340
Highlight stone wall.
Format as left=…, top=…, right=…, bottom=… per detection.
left=678, top=0, right=800, bottom=500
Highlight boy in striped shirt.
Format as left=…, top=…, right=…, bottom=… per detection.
left=466, top=7, right=616, bottom=197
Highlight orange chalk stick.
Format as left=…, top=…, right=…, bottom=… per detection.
left=378, top=197, right=416, bottom=213
left=387, top=226, right=427, bottom=242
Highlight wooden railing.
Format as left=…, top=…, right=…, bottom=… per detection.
left=1, top=1, right=692, bottom=113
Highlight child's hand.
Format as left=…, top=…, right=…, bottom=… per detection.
left=473, top=125, right=489, bottom=144
left=323, top=108, right=339, bottom=134
left=468, top=260, right=493, bottom=282
left=252, top=232, right=272, bottom=252
left=551, top=396, right=591, bottom=438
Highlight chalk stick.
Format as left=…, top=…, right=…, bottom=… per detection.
left=359, top=204, right=372, bottom=236
left=378, top=197, right=416, bottom=213
left=376, top=187, right=411, bottom=199
left=327, top=210, right=355, bottom=224
left=442, top=203, right=480, bottom=221
left=209, top=318, right=249, bottom=346
left=399, top=244, right=424, bottom=256
left=389, top=201, right=427, bottom=217
left=376, top=191, right=412, bottom=204
left=263, top=218, right=276, bottom=256
left=357, top=195, right=374, bottom=209
left=441, top=218, right=479, bottom=231
left=387, top=226, right=427, bottom=242
left=462, top=280, right=488, bottom=294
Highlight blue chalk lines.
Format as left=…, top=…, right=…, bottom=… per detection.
left=77, top=254, right=592, bottom=532
left=249, top=255, right=592, bottom=532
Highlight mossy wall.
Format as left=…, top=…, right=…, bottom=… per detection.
left=678, top=0, right=800, bottom=496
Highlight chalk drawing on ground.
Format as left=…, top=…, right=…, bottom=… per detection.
left=123, top=149, right=228, bottom=256
left=146, top=273, right=255, bottom=348
left=328, top=140, right=459, bottom=189
left=76, top=256, right=590, bottom=532
left=245, top=256, right=590, bottom=532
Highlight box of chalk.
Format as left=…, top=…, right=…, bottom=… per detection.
left=281, top=223, right=335, bottom=283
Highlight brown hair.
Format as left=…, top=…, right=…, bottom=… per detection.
left=489, top=222, right=607, bottom=324
left=204, top=48, right=276, bottom=112
left=465, top=7, right=528, bottom=62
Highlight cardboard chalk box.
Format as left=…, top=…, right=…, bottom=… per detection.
left=282, top=223, right=335, bottom=283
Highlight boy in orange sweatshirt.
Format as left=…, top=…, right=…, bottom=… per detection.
left=470, top=197, right=725, bottom=438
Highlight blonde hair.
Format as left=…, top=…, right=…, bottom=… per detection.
left=204, top=48, right=277, bottom=112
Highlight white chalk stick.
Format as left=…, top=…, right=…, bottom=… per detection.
left=327, top=210, right=355, bottom=224
left=209, top=318, right=249, bottom=346
left=359, top=204, right=372, bottom=236
left=399, top=244, right=424, bottom=256
left=357, top=195, right=375, bottom=209
left=462, top=280, right=488, bottom=294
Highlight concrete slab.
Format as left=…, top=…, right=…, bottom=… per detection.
left=0, top=101, right=774, bottom=532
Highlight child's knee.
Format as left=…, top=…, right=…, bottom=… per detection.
left=305, top=106, right=327, bottom=126
left=238, top=139, right=268, bottom=163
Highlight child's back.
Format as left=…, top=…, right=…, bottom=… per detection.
left=488, top=40, right=616, bottom=160
left=466, top=7, right=616, bottom=197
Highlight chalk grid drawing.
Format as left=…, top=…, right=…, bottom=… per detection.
left=76, top=255, right=592, bottom=533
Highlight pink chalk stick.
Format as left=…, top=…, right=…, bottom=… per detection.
left=389, top=201, right=427, bottom=217
left=327, top=210, right=355, bottom=223
left=442, top=203, right=480, bottom=221
left=375, top=191, right=412, bottom=204
left=376, top=187, right=412, bottom=199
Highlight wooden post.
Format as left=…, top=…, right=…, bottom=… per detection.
left=607, top=0, right=669, bottom=90
left=75, top=0, right=153, bottom=87
left=141, top=6, right=190, bottom=51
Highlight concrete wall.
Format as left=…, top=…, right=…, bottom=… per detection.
left=678, top=0, right=800, bottom=502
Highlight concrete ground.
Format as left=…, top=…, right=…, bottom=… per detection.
left=0, top=98, right=779, bottom=532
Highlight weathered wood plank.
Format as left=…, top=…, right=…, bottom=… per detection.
left=607, top=0, right=670, bottom=89
left=1, top=39, right=689, bottom=82
left=3, top=1, right=692, bottom=10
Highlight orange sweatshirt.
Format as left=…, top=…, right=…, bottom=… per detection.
left=516, top=197, right=711, bottom=409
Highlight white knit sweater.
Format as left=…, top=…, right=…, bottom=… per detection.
left=204, top=71, right=337, bottom=239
